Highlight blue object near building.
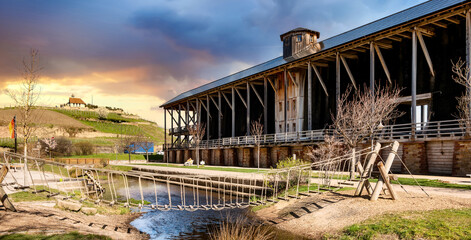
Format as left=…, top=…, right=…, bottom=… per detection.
left=124, top=142, right=154, bottom=154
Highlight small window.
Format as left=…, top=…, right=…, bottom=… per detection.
left=310, top=34, right=314, bottom=42
left=287, top=101, right=290, bottom=111
left=279, top=124, right=282, bottom=131
left=279, top=102, right=283, bottom=112
left=293, top=99, right=296, bottom=111
left=293, top=123, right=296, bottom=132
left=296, top=34, right=302, bottom=42
left=287, top=125, right=290, bottom=132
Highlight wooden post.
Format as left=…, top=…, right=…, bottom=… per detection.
left=354, top=142, right=381, bottom=196
left=264, top=77, right=268, bottom=134
left=218, top=91, right=222, bottom=139
left=232, top=87, right=235, bottom=137
left=247, top=81, right=251, bottom=136
left=170, top=109, right=174, bottom=148
left=284, top=68, right=288, bottom=132
left=307, top=61, right=312, bottom=130
left=164, top=108, right=167, bottom=162
left=336, top=53, right=340, bottom=113
left=178, top=104, right=182, bottom=145
left=377, top=162, right=398, bottom=200
left=412, top=29, right=417, bottom=138
left=467, top=10, right=471, bottom=119
left=207, top=95, right=210, bottom=140
left=370, top=42, right=375, bottom=97
left=371, top=141, right=399, bottom=201
left=186, top=101, right=190, bottom=145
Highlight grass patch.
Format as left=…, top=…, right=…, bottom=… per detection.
left=368, top=177, right=471, bottom=190
left=0, top=231, right=111, bottom=240
left=330, top=208, right=471, bottom=240
left=136, top=163, right=268, bottom=173
left=8, top=189, right=51, bottom=202
left=67, top=153, right=146, bottom=161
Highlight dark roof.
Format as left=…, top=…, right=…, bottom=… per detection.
left=69, top=97, right=86, bottom=105
left=162, top=0, right=468, bottom=107
left=280, top=27, right=320, bottom=41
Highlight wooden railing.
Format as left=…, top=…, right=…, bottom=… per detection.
left=164, top=119, right=470, bottom=150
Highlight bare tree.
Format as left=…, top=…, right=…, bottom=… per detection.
left=5, top=49, right=43, bottom=186
left=187, top=123, right=206, bottom=168
left=332, top=84, right=402, bottom=178
left=135, top=132, right=153, bottom=162
left=5, top=49, right=43, bottom=157
left=250, top=117, right=264, bottom=171
left=451, top=59, right=471, bottom=136
left=120, top=135, right=138, bottom=163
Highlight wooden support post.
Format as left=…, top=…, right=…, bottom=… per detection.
left=250, top=83, right=264, bottom=107
left=207, top=95, right=210, bottom=140
left=371, top=141, right=399, bottom=201
left=466, top=10, right=471, bottom=118
left=0, top=166, right=16, bottom=211
left=354, top=142, right=381, bottom=196
left=417, top=31, right=435, bottom=77
left=218, top=91, right=222, bottom=139
left=232, top=87, right=235, bottom=137
left=264, top=77, right=268, bottom=134
left=377, top=162, right=398, bottom=200
left=284, top=68, right=288, bottom=132
left=312, top=64, right=329, bottom=96
left=370, top=42, right=375, bottom=97
left=374, top=44, right=392, bottom=84
left=307, top=61, right=312, bottom=130
left=197, top=100, right=201, bottom=125
left=336, top=53, right=340, bottom=113
left=247, top=81, right=251, bottom=136
left=340, top=55, right=357, bottom=90
left=412, top=29, right=417, bottom=138
left=186, top=101, right=190, bottom=145
left=170, top=109, right=174, bottom=148
left=178, top=105, right=182, bottom=144
left=164, top=109, right=167, bottom=161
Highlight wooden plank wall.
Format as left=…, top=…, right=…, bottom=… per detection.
left=426, top=141, right=454, bottom=175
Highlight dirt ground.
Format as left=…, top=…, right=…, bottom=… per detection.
left=0, top=201, right=147, bottom=240
left=255, top=186, right=471, bottom=239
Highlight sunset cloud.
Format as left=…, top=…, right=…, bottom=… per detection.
left=0, top=0, right=425, bottom=126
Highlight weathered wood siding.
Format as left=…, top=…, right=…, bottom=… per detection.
left=426, top=141, right=454, bottom=175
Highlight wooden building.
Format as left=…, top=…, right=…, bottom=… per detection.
left=161, top=0, right=471, bottom=176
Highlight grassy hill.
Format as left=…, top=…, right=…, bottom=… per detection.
left=0, top=107, right=165, bottom=148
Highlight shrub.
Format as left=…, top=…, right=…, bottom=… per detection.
left=74, top=141, right=94, bottom=155
left=53, top=136, right=73, bottom=156
left=62, top=126, right=85, bottom=137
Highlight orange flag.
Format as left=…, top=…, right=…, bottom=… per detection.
left=8, top=117, right=15, bottom=139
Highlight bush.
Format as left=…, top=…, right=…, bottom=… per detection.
left=53, top=136, right=73, bottom=157
left=73, top=141, right=94, bottom=155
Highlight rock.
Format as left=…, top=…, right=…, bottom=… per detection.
left=81, top=207, right=97, bottom=215
left=56, top=199, right=82, bottom=212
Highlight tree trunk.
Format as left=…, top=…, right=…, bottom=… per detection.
left=257, top=145, right=260, bottom=170
left=350, top=148, right=356, bottom=180
left=128, top=152, right=131, bottom=163
left=196, top=145, right=200, bottom=168
left=23, top=141, right=28, bottom=186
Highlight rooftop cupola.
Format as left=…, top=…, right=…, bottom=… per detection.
left=280, top=27, right=321, bottom=61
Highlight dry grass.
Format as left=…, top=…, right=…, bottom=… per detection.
left=209, top=217, right=275, bottom=240
left=0, top=109, right=88, bottom=128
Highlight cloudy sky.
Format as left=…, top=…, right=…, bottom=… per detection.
left=0, top=0, right=425, bottom=127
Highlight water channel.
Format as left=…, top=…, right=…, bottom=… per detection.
left=107, top=177, right=305, bottom=239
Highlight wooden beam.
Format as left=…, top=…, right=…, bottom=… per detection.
left=312, top=64, right=329, bottom=96
left=370, top=42, right=375, bottom=96
left=387, top=35, right=403, bottom=42
left=247, top=81, right=250, bottom=136
left=221, top=92, right=232, bottom=110
left=431, top=21, right=448, bottom=28
left=199, top=98, right=211, bottom=118
left=312, top=62, right=329, bottom=67
left=414, top=27, right=435, bottom=37
left=444, top=17, right=460, bottom=24
left=266, top=77, right=276, bottom=91
left=416, top=31, right=435, bottom=77
left=263, top=77, right=268, bottom=134
left=284, top=68, right=288, bottom=132
left=234, top=87, right=247, bottom=108
left=397, top=32, right=411, bottom=39
left=340, top=53, right=358, bottom=59
left=218, top=91, right=222, bottom=139
left=335, top=53, right=340, bottom=112
left=232, top=87, right=235, bottom=137
left=209, top=95, right=222, bottom=114
left=287, top=71, right=298, bottom=87
left=375, top=41, right=393, bottom=49
left=377, top=162, right=398, bottom=200
left=374, top=43, right=392, bottom=84
left=308, top=61, right=312, bottom=131
left=340, top=55, right=358, bottom=90
left=207, top=95, right=210, bottom=140
left=412, top=30, right=417, bottom=130
left=250, top=82, right=265, bottom=108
